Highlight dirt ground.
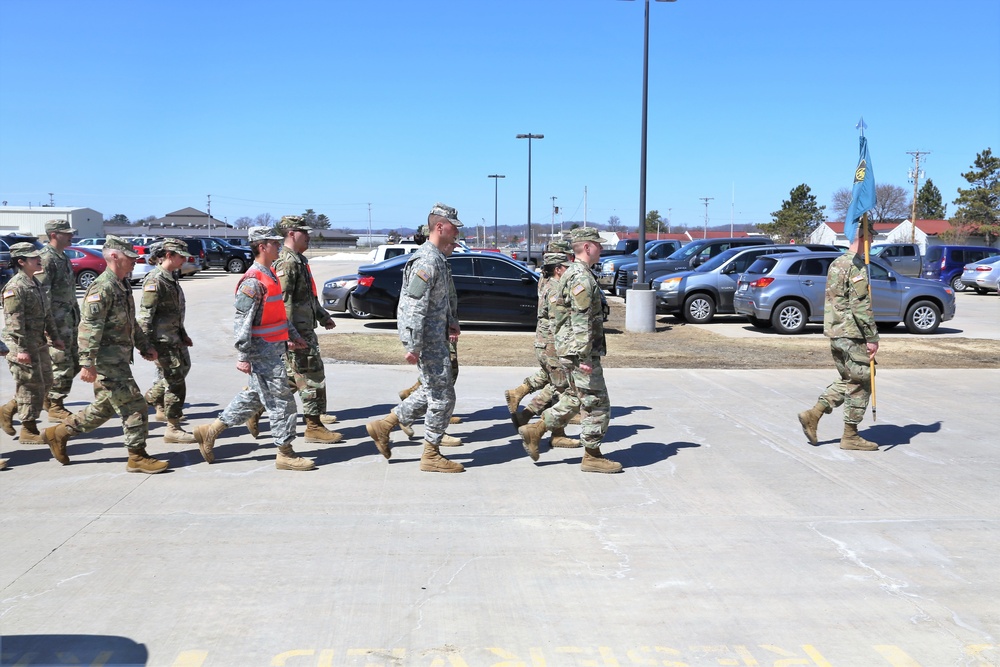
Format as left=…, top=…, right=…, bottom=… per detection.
left=319, top=300, right=1000, bottom=369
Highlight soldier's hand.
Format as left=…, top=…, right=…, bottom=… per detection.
left=323, top=320, right=336, bottom=330
left=16, top=351, right=31, bottom=364
left=867, top=342, right=879, bottom=359
left=579, top=362, right=593, bottom=375
left=52, top=340, right=66, bottom=351
left=236, top=360, right=251, bottom=374
left=141, top=349, right=158, bottom=362
left=80, top=366, right=97, bottom=383
left=183, top=335, right=194, bottom=347
left=288, top=338, right=307, bottom=351
left=404, top=351, right=419, bottom=365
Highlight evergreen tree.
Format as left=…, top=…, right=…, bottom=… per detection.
left=758, top=184, right=826, bottom=243
left=644, top=209, right=664, bottom=233
left=952, top=148, right=1000, bottom=245
left=916, top=179, right=947, bottom=219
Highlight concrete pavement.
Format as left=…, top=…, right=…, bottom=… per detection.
left=1, top=263, right=999, bottom=666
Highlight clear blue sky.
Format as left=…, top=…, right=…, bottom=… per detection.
left=2, top=0, right=998, bottom=234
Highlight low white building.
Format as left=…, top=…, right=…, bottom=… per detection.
left=0, top=206, right=103, bottom=239
left=808, top=219, right=963, bottom=251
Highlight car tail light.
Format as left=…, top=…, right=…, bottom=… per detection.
left=187, top=256, right=195, bottom=263
left=977, top=266, right=993, bottom=271
left=750, top=277, right=774, bottom=288
left=357, top=275, right=374, bottom=287
left=940, top=257, right=946, bottom=269
left=136, top=257, right=146, bottom=264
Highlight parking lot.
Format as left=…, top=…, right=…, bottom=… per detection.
left=2, top=253, right=999, bottom=666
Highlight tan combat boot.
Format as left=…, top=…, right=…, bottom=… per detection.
left=581, top=446, right=623, bottom=473
left=164, top=419, right=196, bottom=444
left=504, top=382, right=531, bottom=414
left=320, top=414, right=338, bottom=425
left=193, top=419, right=228, bottom=464
left=797, top=402, right=831, bottom=446
left=276, top=444, right=316, bottom=471
left=398, top=380, right=421, bottom=401
left=46, top=397, right=73, bottom=422
left=439, top=433, right=463, bottom=447
left=568, top=412, right=582, bottom=425
left=42, top=424, right=71, bottom=465
left=127, top=448, right=169, bottom=474
left=246, top=407, right=264, bottom=439
left=0, top=458, right=7, bottom=470
left=366, top=412, right=399, bottom=459
left=19, top=420, right=45, bottom=444
left=303, top=414, right=343, bottom=444
left=449, top=415, right=462, bottom=424
left=550, top=427, right=580, bottom=448
left=419, top=441, right=464, bottom=473
left=517, top=419, right=547, bottom=461
left=0, top=399, right=17, bottom=436
left=511, top=407, right=537, bottom=432
left=840, top=423, right=878, bottom=451
left=399, top=422, right=416, bottom=439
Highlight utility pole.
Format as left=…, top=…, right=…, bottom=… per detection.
left=667, top=207, right=672, bottom=234
left=583, top=186, right=588, bottom=228
left=367, top=202, right=372, bottom=247
left=207, top=194, right=212, bottom=234
left=699, top=197, right=714, bottom=238
left=550, top=196, right=558, bottom=241
left=907, top=150, right=929, bottom=244
left=488, top=174, right=505, bottom=248
left=48, top=192, right=54, bottom=206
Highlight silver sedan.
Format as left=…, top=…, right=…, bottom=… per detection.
left=959, top=255, right=1000, bottom=294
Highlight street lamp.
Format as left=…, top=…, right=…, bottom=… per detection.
left=488, top=174, right=505, bottom=249
left=516, top=133, right=543, bottom=265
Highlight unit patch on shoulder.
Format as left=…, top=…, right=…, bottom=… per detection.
left=143, top=283, right=157, bottom=292
left=275, top=269, right=285, bottom=277
left=86, top=293, right=101, bottom=302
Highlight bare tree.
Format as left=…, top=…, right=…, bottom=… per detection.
left=232, top=216, right=254, bottom=229
left=607, top=215, right=625, bottom=233
left=831, top=184, right=911, bottom=223
left=254, top=213, right=276, bottom=227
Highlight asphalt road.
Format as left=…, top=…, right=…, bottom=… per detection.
left=1, top=257, right=998, bottom=666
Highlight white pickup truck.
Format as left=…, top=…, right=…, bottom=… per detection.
left=364, top=243, right=419, bottom=263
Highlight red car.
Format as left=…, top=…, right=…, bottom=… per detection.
left=66, top=245, right=107, bottom=289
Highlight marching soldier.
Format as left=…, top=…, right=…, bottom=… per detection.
left=41, top=236, right=167, bottom=473
left=1, top=243, right=66, bottom=462
left=517, top=227, right=621, bottom=473
left=37, top=219, right=82, bottom=422
left=192, top=227, right=315, bottom=471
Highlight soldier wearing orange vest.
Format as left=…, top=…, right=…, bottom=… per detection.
left=193, top=227, right=315, bottom=471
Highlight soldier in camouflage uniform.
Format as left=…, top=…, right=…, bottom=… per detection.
left=192, top=227, right=315, bottom=471
left=37, top=219, right=82, bottom=422
left=518, top=227, right=622, bottom=473
left=40, top=236, right=167, bottom=473
left=366, top=203, right=465, bottom=473
left=1, top=243, right=66, bottom=461
left=798, top=232, right=880, bottom=451
left=0, top=337, right=7, bottom=469
left=273, top=215, right=343, bottom=444
left=137, top=239, right=197, bottom=444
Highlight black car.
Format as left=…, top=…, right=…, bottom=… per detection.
left=204, top=237, right=254, bottom=273
left=351, top=251, right=539, bottom=325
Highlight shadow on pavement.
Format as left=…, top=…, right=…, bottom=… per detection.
left=0, top=634, right=148, bottom=666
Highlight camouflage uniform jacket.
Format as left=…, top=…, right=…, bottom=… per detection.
left=823, top=251, right=879, bottom=343
left=78, top=269, right=151, bottom=368
left=38, top=244, right=81, bottom=320
left=2, top=272, right=58, bottom=355
left=137, top=266, right=189, bottom=345
left=397, top=242, right=457, bottom=357
left=233, top=262, right=302, bottom=363
left=554, top=259, right=606, bottom=359
left=274, top=246, right=332, bottom=338
left=534, top=274, right=557, bottom=348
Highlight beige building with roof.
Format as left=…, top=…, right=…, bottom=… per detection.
left=0, top=206, right=103, bottom=239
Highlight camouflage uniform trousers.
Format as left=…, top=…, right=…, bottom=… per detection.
left=525, top=341, right=569, bottom=415
left=222, top=340, right=297, bottom=447
left=818, top=337, right=873, bottom=425
left=45, top=307, right=81, bottom=401
left=394, top=339, right=455, bottom=446
left=542, top=355, right=610, bottom=449
left=7, top=346, right=51, bottom=421
left=144, top=343, right=190, bottom=420
left=63, top=364, right=149, bottom=450
left=284, top=330, right=327, bottom=417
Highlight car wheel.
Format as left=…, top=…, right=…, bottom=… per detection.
left=771, top=300, right=807, bottom=335
left=683, top=294, right=716, bottom=324
left=950, top=275, right=966, bottom=292
left=77, top=269, right=98, bottom=289
left=226, top=258, right=247, bottom=273
left=876, top=321, right=900, bottom=332
left=347, top=293, right=375, bottom=319
left=747, top=316, right=771, bottom=329
left=904, top=300, right=941, bottom=334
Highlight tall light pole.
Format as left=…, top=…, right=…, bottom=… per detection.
left=550, top=195, right=558, bottom=241
left=516, top=133, right=543, bottom=265
left=700, top=197, right=713, bottom=238
left=488, top=174, right=505, bottom=249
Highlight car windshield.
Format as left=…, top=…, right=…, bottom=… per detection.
left=668, top=241, right=706, bottom=260
left=744, top=257, right=779, bottom=275
left=870, top=245, right=888, bottom=256
left=695, top=247, right=746, bottom=273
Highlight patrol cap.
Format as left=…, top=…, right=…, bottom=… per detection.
left=547, top=239, right=572, bottom=254
left=9, top=242, right=41, bottom=259
left=570, top=227, right=602, bottom=244
left=542, top=252, right=571, bottom=268
left=278, top=215, right=312, bottom=234
left=45, top=219, right=76, bottom=234
left=428, top=203, right=463, bottom=227
left=160, top=237, right=192, bottom=257
left=248, top=226, right=283, bottom=242
left=104, top=235, right=139, bottom=259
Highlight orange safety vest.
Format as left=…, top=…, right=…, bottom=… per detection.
left=236, top=266, right=289, bottom=342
